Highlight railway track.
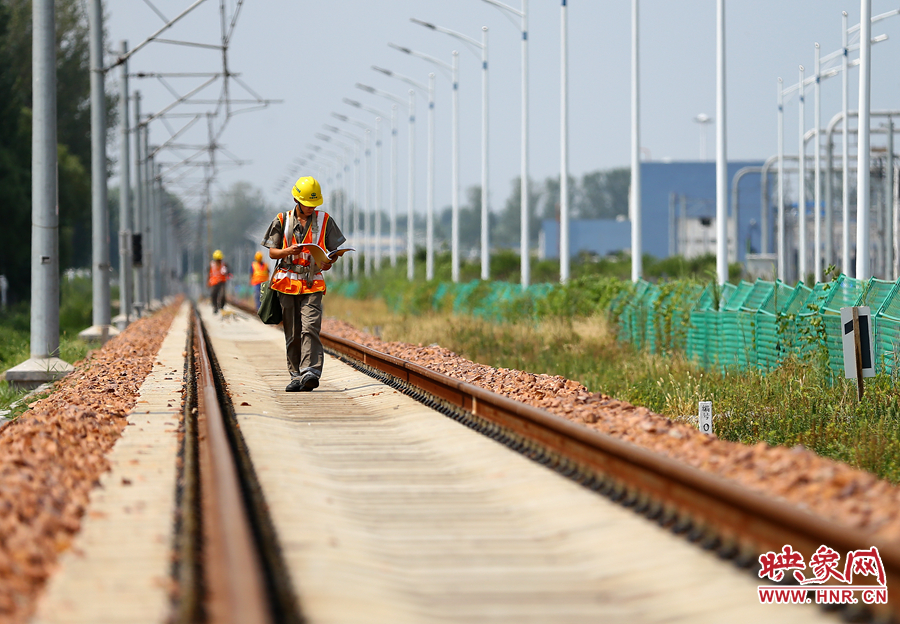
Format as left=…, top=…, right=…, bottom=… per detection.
left=219, top=296, right=898, bottom=621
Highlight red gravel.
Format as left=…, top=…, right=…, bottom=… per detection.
left=0, top=303, right=179, bottom=624
left=323, top=318, right=900, bottom=543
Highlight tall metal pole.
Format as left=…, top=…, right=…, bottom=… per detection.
left=715, top=0, right=728, bottom=285
left=814, top=45, right=823, bottom=282
left=31, top=0, right=60, bottom=360
left=451, top=50, right=460, bottom=283
left=842, top=11, right=851, bottom=275
left=427, top=72, right=436, bottom=281
left=798, top=65, right=807, bottom=283
left=374, top=119, right=383, bottom=271
left=407, top=90, right=416, bottom=281
left=390, top=104, right=398, bottom=268
left=521, top=0, right=530, bottom=288
left=777, top=79, right=785, bottom=280
left=142, top=124, right=153, bottom=306
left=481, top=27, right=490, bottom=281
left=133, top=92, right=145, bottom=313
left=364, top=128, right=372, bottom=277
left=118, top=41, right=132, bottom=325
left=630, top=0, right=642, bottom=282
left=856, top=0, right=872, bottom=280
left=887, top=118, right=894, bottom=278
left=559, top=0, right=570, bottom=284
left=88, top=0, right=110, bottom=335
left=353, top=139, right=360, bottom=278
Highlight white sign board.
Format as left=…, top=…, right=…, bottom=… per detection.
left=841, top=306, right=876, bottom=379
left=699, top=401, right=712, bottom=435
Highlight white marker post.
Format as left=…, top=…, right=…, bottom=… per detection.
left=699, top=401, right=713, bottom=435
left=841, top=306, right=875, bottom=400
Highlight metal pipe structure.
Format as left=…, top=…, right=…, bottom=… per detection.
left=483, top=0, right=529, bottom=287
left=559, top=0, right=569, bottom=284
left=857, top=0, right=872, bottom=279
left=355, top=83, right=409, bottom=272
left=315, top=132, right=355, bottom=279
left=451, top=50, right=460, bottom=282
left=324, top=124, right=363, bottom=278
left=798, top=65, right=807, bottom=282
left=118, top=41, right=133, bottom=326
left=887, top=118, right=894, bottom=279
left=407, top=90, right=416, bottom=280
left=88, top=0, right=111, bottom=337
left=332, top=113, right=375, bottom=276
left=630, top=0, right=641, bottom=282
left=30, top=0, right=60, bottom=359
left=142, top=124, right=153, bottom=307
left=715, top=0, right=727, bottom=285
left=134, top=91, right=146, bottom=313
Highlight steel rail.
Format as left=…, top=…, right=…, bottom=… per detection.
left=317, top=328, right=900, bottom=618
left=193, top=309, right=273, bottom=624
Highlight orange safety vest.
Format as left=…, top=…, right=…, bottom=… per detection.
left=208, top=261, right=230, bottom=286
left=250, top=260, right=269, bottom=286
left=270, top=210, right=331, bottom=296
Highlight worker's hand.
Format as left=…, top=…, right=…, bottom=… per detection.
left=285, top=244, right=302, bottom=256
left=321, top=262, right=333, bottom=271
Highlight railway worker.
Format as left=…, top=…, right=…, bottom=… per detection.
left=208, top=249, right=232, bottom=314
left=261, top=176, right=346, bottom=392
left=250, top=251, right=270, bottom=309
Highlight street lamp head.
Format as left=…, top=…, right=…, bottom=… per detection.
left=315, top=132, right=332, bottom=142
left=372, top=66, right=393, bottom=76
left=323, top=124, right=340, bottom=133
left=483, top=26, right=488, bottom=32
left=356, top=83, right=376, bottom=93
left=388, top=43, right=413, bottom=55
left=307, top=144, right=321, bottom=152
left=331, top=112, right=349, bottom=122
left=410, top=17, right=436, bottom=29
left=343, top=98, right=362, bottom=108
left=694, top=113, right=711, bottom=124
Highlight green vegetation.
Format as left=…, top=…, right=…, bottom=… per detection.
left=327, top=263, right=900, bottom=483
left=0, top=276, right=94, bottom=411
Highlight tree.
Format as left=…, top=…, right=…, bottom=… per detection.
left=579, top=167, right=629, bottom=219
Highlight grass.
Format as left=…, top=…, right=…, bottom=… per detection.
left=325, top=294, right=900, bottom=483
left=0, top=276, right=98, bottom=411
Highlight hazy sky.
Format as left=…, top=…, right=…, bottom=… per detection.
left=106, top=1, right=900, bottom=217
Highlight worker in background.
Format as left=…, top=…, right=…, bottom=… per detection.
left=208, top=249, right=232, bottom=314
left=250, top=251, right=270, bottom=309
left=261, top=176, right=345, bottom=392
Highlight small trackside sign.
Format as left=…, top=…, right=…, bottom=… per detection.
left=841, top=306, right=875, bottom=380
left=698, top=401, right=712, bottom=435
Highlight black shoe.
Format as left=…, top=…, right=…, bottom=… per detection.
left=285, top=379, right=304, bottom=392
left=300, top=372, right=319, bottom=391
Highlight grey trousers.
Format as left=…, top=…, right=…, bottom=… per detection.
left=278, top=291, right=323, bottom=379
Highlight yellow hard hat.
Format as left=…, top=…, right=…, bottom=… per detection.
left=213, top=249, right=223, bottom=260
left=291, top=176, right=323, bottom=206
left=254, top=251, right=263, bottom=261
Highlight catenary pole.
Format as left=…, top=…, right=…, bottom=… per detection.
left=630, top=0, right=642, bottom=282
left=31, top=0, right=60, bottom=360
left=481, top=27, right=490, bottom=280
left=559, top=0, right=569, bottom=284
left=451, top=50, right=460, bottom=283
left=715, top=0, right=728, bottom=285
left=134, top=92, right=145, bottom=313
left=374, top=119, right=383, bottom=271
left=408, top=90, right=416, bottom=280
left=118, top=41, right=132, bottom=325
left=427, top=72, right=436, bottom=280
left=390, top=104, right=398, bottom=268
left=88, top=0, right=111, bottom=336
left=521, top=0, right=530, bottom=288
left=364, top=128, right=372, bottom=276
left=856, top=0, right=872, bottom=279
left=142, top=124, right=153, bottom=307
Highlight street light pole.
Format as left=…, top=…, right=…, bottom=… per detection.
left=798, top=64, right=807, bottom=283
left=134, top=92, right=145, bottom=312
left=842, top=11, right=851, bottom=275
left=483, top=0, right=528, bottom=287
left=411, top=18, right=492, bottom=281
left=630, top=0, right=642, bottom=282
left=777, top=79, right=785, bottom=280
left=715, top=0, right=728, bottom=285
left=814, top=45, right=823, bottom=282
left=559, top=0, right=569, bottom=284
left=857, top=0, right=872, bottom=280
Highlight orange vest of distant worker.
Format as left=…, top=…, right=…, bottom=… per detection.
left=270, top=210, right=330, bottom=296
left=250, top=260, right=269, bottom=286
left=208, top=261, right=230, bottom=287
